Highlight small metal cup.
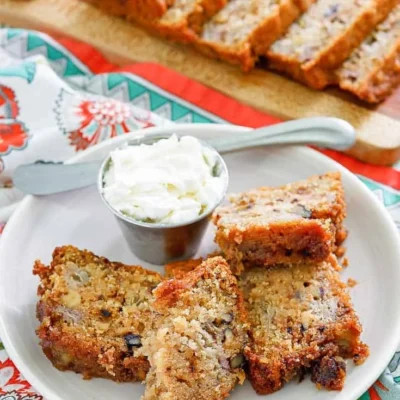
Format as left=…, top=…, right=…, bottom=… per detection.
left=97, top=133, right=229, bottom=265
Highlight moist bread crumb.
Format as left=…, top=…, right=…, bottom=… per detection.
left=241, top=256, right=369, bottom=394
left=338, top=4, right=400, bottom=102
left=34, top=245, right=163, bottom=382
left=139, top=256, right=249, bottom=399
left=212, top=172, right=346, bottom=274
left=197, top=0, right=315, bottom=71
left=267, top=0, right=398, bottom=89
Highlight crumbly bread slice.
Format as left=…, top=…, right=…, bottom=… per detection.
left=139, top=257, right=249, bottom=400
left=338, top=5, right=400, bottom=103
left=197, top=0, right=315, bottom=71
left=34, top=245, right=163, bottom=381
left=165, top=257, right=204, bottom=279
left=212, top=172, right=346, bottom=274
left=83, top=0, right=174, bottom=19
left=241, top=256, right=369, bottom=394
left=267, top=0, right=398, bottom=89
left=135, top=0, right=228, bottom=43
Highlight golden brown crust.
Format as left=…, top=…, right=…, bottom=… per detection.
left=134, top=0, right=228, bottom=43
left=140, top=257, right=249, bottom=399
left=267, top=0, right=398, bottom=89
left=83, top=0, right=173, bottom=19
left=241, top=258, right=369, bottom=394
left=156, top=256, right=247, bottom=318
left=34, top=246, right=163, bottom=382
left=164, top=257, right=204, bottom=279
left=212, top=172, right=346, bottom=273
left=340, top=38, right=400, bottom=103
left=159, top=255, right=369, bottom=393
left=196, top=0, right=315, bottom=72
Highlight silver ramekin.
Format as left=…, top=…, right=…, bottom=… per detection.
left=97, top=133, right=229, bottom=265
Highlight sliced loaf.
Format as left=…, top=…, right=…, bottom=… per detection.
left=84, top=0, right=174, bottom=20
left=267, top=0, right=398, bottom=89
left=338, top=4, right=400, bottom=103
left=137, top=0, right=228, bottom=43
left=197, top=0, right=315, bottom=71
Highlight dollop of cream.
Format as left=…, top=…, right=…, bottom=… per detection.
left=102, top=135, right=226, bottom=225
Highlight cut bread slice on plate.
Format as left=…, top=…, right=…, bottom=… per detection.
left=139, top=256, right=249, bottom=399
left=34, top=245, right=163, bottom=382
left=241, top=256, right=369, bottom=394
left=212, top=172, right=346, bottom=274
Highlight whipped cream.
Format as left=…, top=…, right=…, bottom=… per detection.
left=102, top=135, right=226, bottom=225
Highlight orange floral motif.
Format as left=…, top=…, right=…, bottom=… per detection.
left=57, top=93, right=155, bottom=151
left=0, top=359, right=41, bottom=398
left=0, top=85, right=29, bottom=155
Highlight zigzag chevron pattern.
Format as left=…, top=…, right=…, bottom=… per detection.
left=0, top=29, right=90, bottom=79
left=83, top=74, right=217, bottom=123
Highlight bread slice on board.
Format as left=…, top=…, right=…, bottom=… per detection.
left=267, top=0, right=398, bottom=89
left=196, top=0, right=315, bottom=71
left=338, top=4, right=400, bottom=103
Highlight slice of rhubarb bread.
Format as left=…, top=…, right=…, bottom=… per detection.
left=34, top=245, right=163, bottom=381
left=139, top=256, right=249, bottom=399
left=242, top=257, right=369, bottom=394
left=212, top=172, right=346, bottom=274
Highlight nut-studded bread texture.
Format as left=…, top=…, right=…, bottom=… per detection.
left=338, top=4, right=400, bottom=103
left=267, top=0, right=398, bottom=89
left=212, top=172, right=346, bottom=274
left=197, top=0, right=315, bottom=71
left=139, top=256, right=249, bottom=400
left=34, top=245, right=163, bottom=382
left=161, top=255, right=369, bottom=394
left=241, top=256, right=369, bottom=394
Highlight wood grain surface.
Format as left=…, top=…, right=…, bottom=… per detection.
left=1, top=0, right=400, bottom=165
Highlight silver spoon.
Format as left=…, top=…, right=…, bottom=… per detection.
left=13, top=117, right=355, bottom=196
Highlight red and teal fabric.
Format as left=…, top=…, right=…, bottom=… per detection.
left=0, top=28, right=399, bottom=400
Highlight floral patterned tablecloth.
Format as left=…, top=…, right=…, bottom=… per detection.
left=0, top=28, right=400, bottom=400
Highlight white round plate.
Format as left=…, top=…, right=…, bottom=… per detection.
left=1, top=124, right=400, bottom=400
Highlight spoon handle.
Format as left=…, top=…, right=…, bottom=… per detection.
left=13, top=161, right=103, bottom=196
left=13, top=117, right=356, bottom=196
left=208, top=117, right=356, bottom=153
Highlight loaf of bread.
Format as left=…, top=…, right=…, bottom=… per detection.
left=196, top=0, right=315, bottom=71
left=267, top=0, right=398, bottom=89
left=338, top=4, right=400, bottom=103
left=137, top=0, right=228, bottom=43
left=84, top=0, right=400, bottom=102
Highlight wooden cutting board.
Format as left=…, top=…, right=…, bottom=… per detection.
left=1, top=0, right=400, bottom=166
